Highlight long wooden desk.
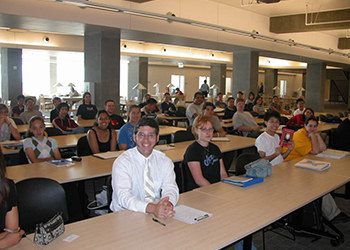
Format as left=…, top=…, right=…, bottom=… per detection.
left=16, top=120, right=95, bottom=134
left=7, top=135, right=256, bottom=184
left=1, top=134, right=86, bottom=155
left=23, top=155, right=350, bottom=250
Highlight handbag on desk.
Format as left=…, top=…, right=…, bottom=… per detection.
left=34, top=212, right=65, bottom=245
left=244, top=158, right=272, bottom=178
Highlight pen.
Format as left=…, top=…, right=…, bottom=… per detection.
left=152, top=218, right=166, bottom=226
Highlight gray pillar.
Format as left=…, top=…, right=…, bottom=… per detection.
left=210, top=64, right=226, bottom=95
left=1, top=48, right=22, bottom=106
left=85, top=30, right=121, bottom=113
left=232, top=51, right=259, bottom=97
left=305, top=62, right=326, bottom=112
left=264, top=69, right=278, bottom=96
left=128, top=57, right=148, bottom=102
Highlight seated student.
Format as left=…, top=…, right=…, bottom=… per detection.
left=69, top=86, right=79, bottom=97
left=104, top=100, right=125, bottom=129
left=19, top=98, right=43, bottom=124
left=234, top=90, right=246, bottom=105
left=284, top=116, right=326, bottom=161
left=160, top=92, right=176, bottom=115
left=52, top=103, right=84, bottom=135
left=286, top=108, right=314, bottom=126
left=50, top=97, right=62, bottom=122
left=87, top=110, right=117, bottom=154
left=141, top=98, right=169, bottom=125
left=214, top=93, right=227, bottom=109
left=11, top=94, right=25, bottom=118
left=117, top=105, right=141, bottom=150
left=0, top=104, right=20, bottom=141
left=245, top=92, right=255, bottom=111
left=334, top=110, right=350, bottom=151
left=268, top=95, right=291, bottom=115
left=255, top=112, right=294, bottom=166
left=186, top=92, right=205, bottom=126
left=233, top=98, right=263, bottom=137
left=23, top=116, right=61, bottom=163
left=0, top=150, right=25, bottom=249
left=284, top=116, right=348, bottom=222
left=174, top=87, right=183, bottom=95
left=293, top=98, right=305, bottom=116
left=202, top=102, right=226, bottom=137
left=111, top=117, right=179, bottom=219
left=223, top=97, right=237, bottom=119
left=76, top=92, right=98, bottom=120
left=139, top=94, right=160, bottom=112
left=252, top=96, right=265, bottom=117
left=183, top=114, right=228, bottom=191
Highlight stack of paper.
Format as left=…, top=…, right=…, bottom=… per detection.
left=154, top=145, right=176, bottom=151
left=295, top=159, right=330, bottom=171
left=174, top=205, right=213, bottom=224
left=316, top=150, right=347, bottom=159
left=94, top=151, right=125, bottom=159
left=211, top=137, right=230, bottom=142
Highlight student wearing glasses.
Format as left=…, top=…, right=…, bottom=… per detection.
left=183, top=114, right=228, bottom=191
left=111, top=117, right=179, bottom=219
left=87, top=110, right=117, bottom=154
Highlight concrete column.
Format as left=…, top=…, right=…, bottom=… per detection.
left=305, top=62, right=326, bottom=112
left=264, top=69, right=278, bottom=96
left=1, top=48, right=22, bottom=106
left=84, top=30, right=120, bottom=112
left=128, top=57, right=148, bottom=102
left=232, top=51, right=259, bottom=97
left=210, top=63, right=226, bottom=96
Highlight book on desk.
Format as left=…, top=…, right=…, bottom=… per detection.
left=222, top=175, right=264, bottom=187
left=316, top=149, right=347, bottom=159
left=295, top=159, right=330, bottom=171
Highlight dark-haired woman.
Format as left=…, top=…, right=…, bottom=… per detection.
left=286, top=108, right=314, bottom=126
left=87, top=111, right=117, bottom=154
left=76, top=92, right=98, bottom=120
left=0, top=149, right=25, bottom=248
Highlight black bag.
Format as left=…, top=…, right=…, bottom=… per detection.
left=323, top=116, right=342, bottom=124
left=175, top=107, right=186, bottom=117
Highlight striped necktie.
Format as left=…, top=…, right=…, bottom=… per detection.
left=144, top=158, right=155, bottom=202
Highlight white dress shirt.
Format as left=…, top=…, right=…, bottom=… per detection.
left=293, top=108, right=304, bottom=116
left=110, top=147, right=179, bottom=213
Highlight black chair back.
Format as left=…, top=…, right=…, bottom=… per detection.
left=107, top=176, right=113, bottom=212
left=19, top=148, right=29, bottom=165
left=175, top=106, right=186, bottom=117
left=280, top=116, right=290, bottom=125
left=45, top=127, right=64, bottom=136
left=174, top=130, right=195, bottom=143
left=250, top=111, right=259, bottom=117
left=12, top=117, right=24, bottom=125
left=16, top=178, right=69, bottom=233
left=76, top=136, right=93, bottom=156
left=235, top=153, right=260, bottom=176
left=339, top=112, right=344, bottom=118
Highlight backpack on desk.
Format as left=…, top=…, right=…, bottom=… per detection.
left=244, top=158, right=272, bottom=178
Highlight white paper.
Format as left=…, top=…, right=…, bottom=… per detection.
left=174, top=205, right=213, bottom=224
left=94, top=150, right=125, bottom=159
left=211, top=137, right=230, bottom=142
left=63, top=234, right=80, bottom=242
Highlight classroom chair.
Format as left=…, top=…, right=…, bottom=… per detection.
left=16, top=177, right=69, bottom=233
left=12, top=117, right=24, bottom=125
left=173, top=130, right=195, bottom=143
left=234, top=153, right=260, bottom=176
left=18, top=148, right=29, bottom=165
left=76, top=136, right=92, bottom=156
left=45, top=127, right=64, bottom=136
left=280, top=116, right=290, bottom=125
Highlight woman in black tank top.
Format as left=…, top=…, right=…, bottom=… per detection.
left=87, top=111, right=118, bottom=153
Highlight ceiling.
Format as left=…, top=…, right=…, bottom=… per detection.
left=210, top=0, right=350, bottom=39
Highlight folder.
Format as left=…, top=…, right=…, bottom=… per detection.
left=222, top=176, right=264, bottom=187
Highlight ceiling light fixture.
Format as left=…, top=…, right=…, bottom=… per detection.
left=46, top=0, right=350, bottom=59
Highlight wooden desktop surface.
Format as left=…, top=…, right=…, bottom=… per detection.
left=7, top=135, right=255, bottom=184
left=10, top=237, right=42, bottom=250
left=1, top=134, right=86, bottom=155
left=24, top=155, right=350, bottom=250
left=16, top=120, right=95, bottom=134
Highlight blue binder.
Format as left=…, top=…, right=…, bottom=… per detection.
left=221, top=176, right=264, bottom=187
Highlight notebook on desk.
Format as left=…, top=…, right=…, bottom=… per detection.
left=211, top=137, right=230, bottom=142
left=316, top=150, right=347, bottom=159
left=174, top=205, right=213, bottom=224
left=295, top=159, right=330, bottom=171
left=46, top=159, right=75, bottom=167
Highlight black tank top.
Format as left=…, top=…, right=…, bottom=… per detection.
left=92, top=128, right=112, bottom=153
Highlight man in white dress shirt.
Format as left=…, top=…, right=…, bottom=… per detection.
left=110, top=117, right=179, bottom=219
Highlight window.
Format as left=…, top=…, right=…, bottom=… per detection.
left=280, top=80, right=287, bottom=96
left=171, top=75, right=185, bottom=93
left=198, top=76, right=210, bottom=89
left=225, top=77, right=232, bottom=94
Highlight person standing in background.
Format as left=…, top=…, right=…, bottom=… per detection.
left=200, top=80, right=209, bottom=97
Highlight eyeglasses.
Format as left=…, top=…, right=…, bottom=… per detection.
left=137, top=132, right=156, bottom=139
left=198, top=128, right=213, bottom=133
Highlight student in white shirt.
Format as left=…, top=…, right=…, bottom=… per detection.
left=110, top=117, right=179, bottom=219
left=293, top=98, right=305, bottom=116
left=255, top=111, right=294, bottom=166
